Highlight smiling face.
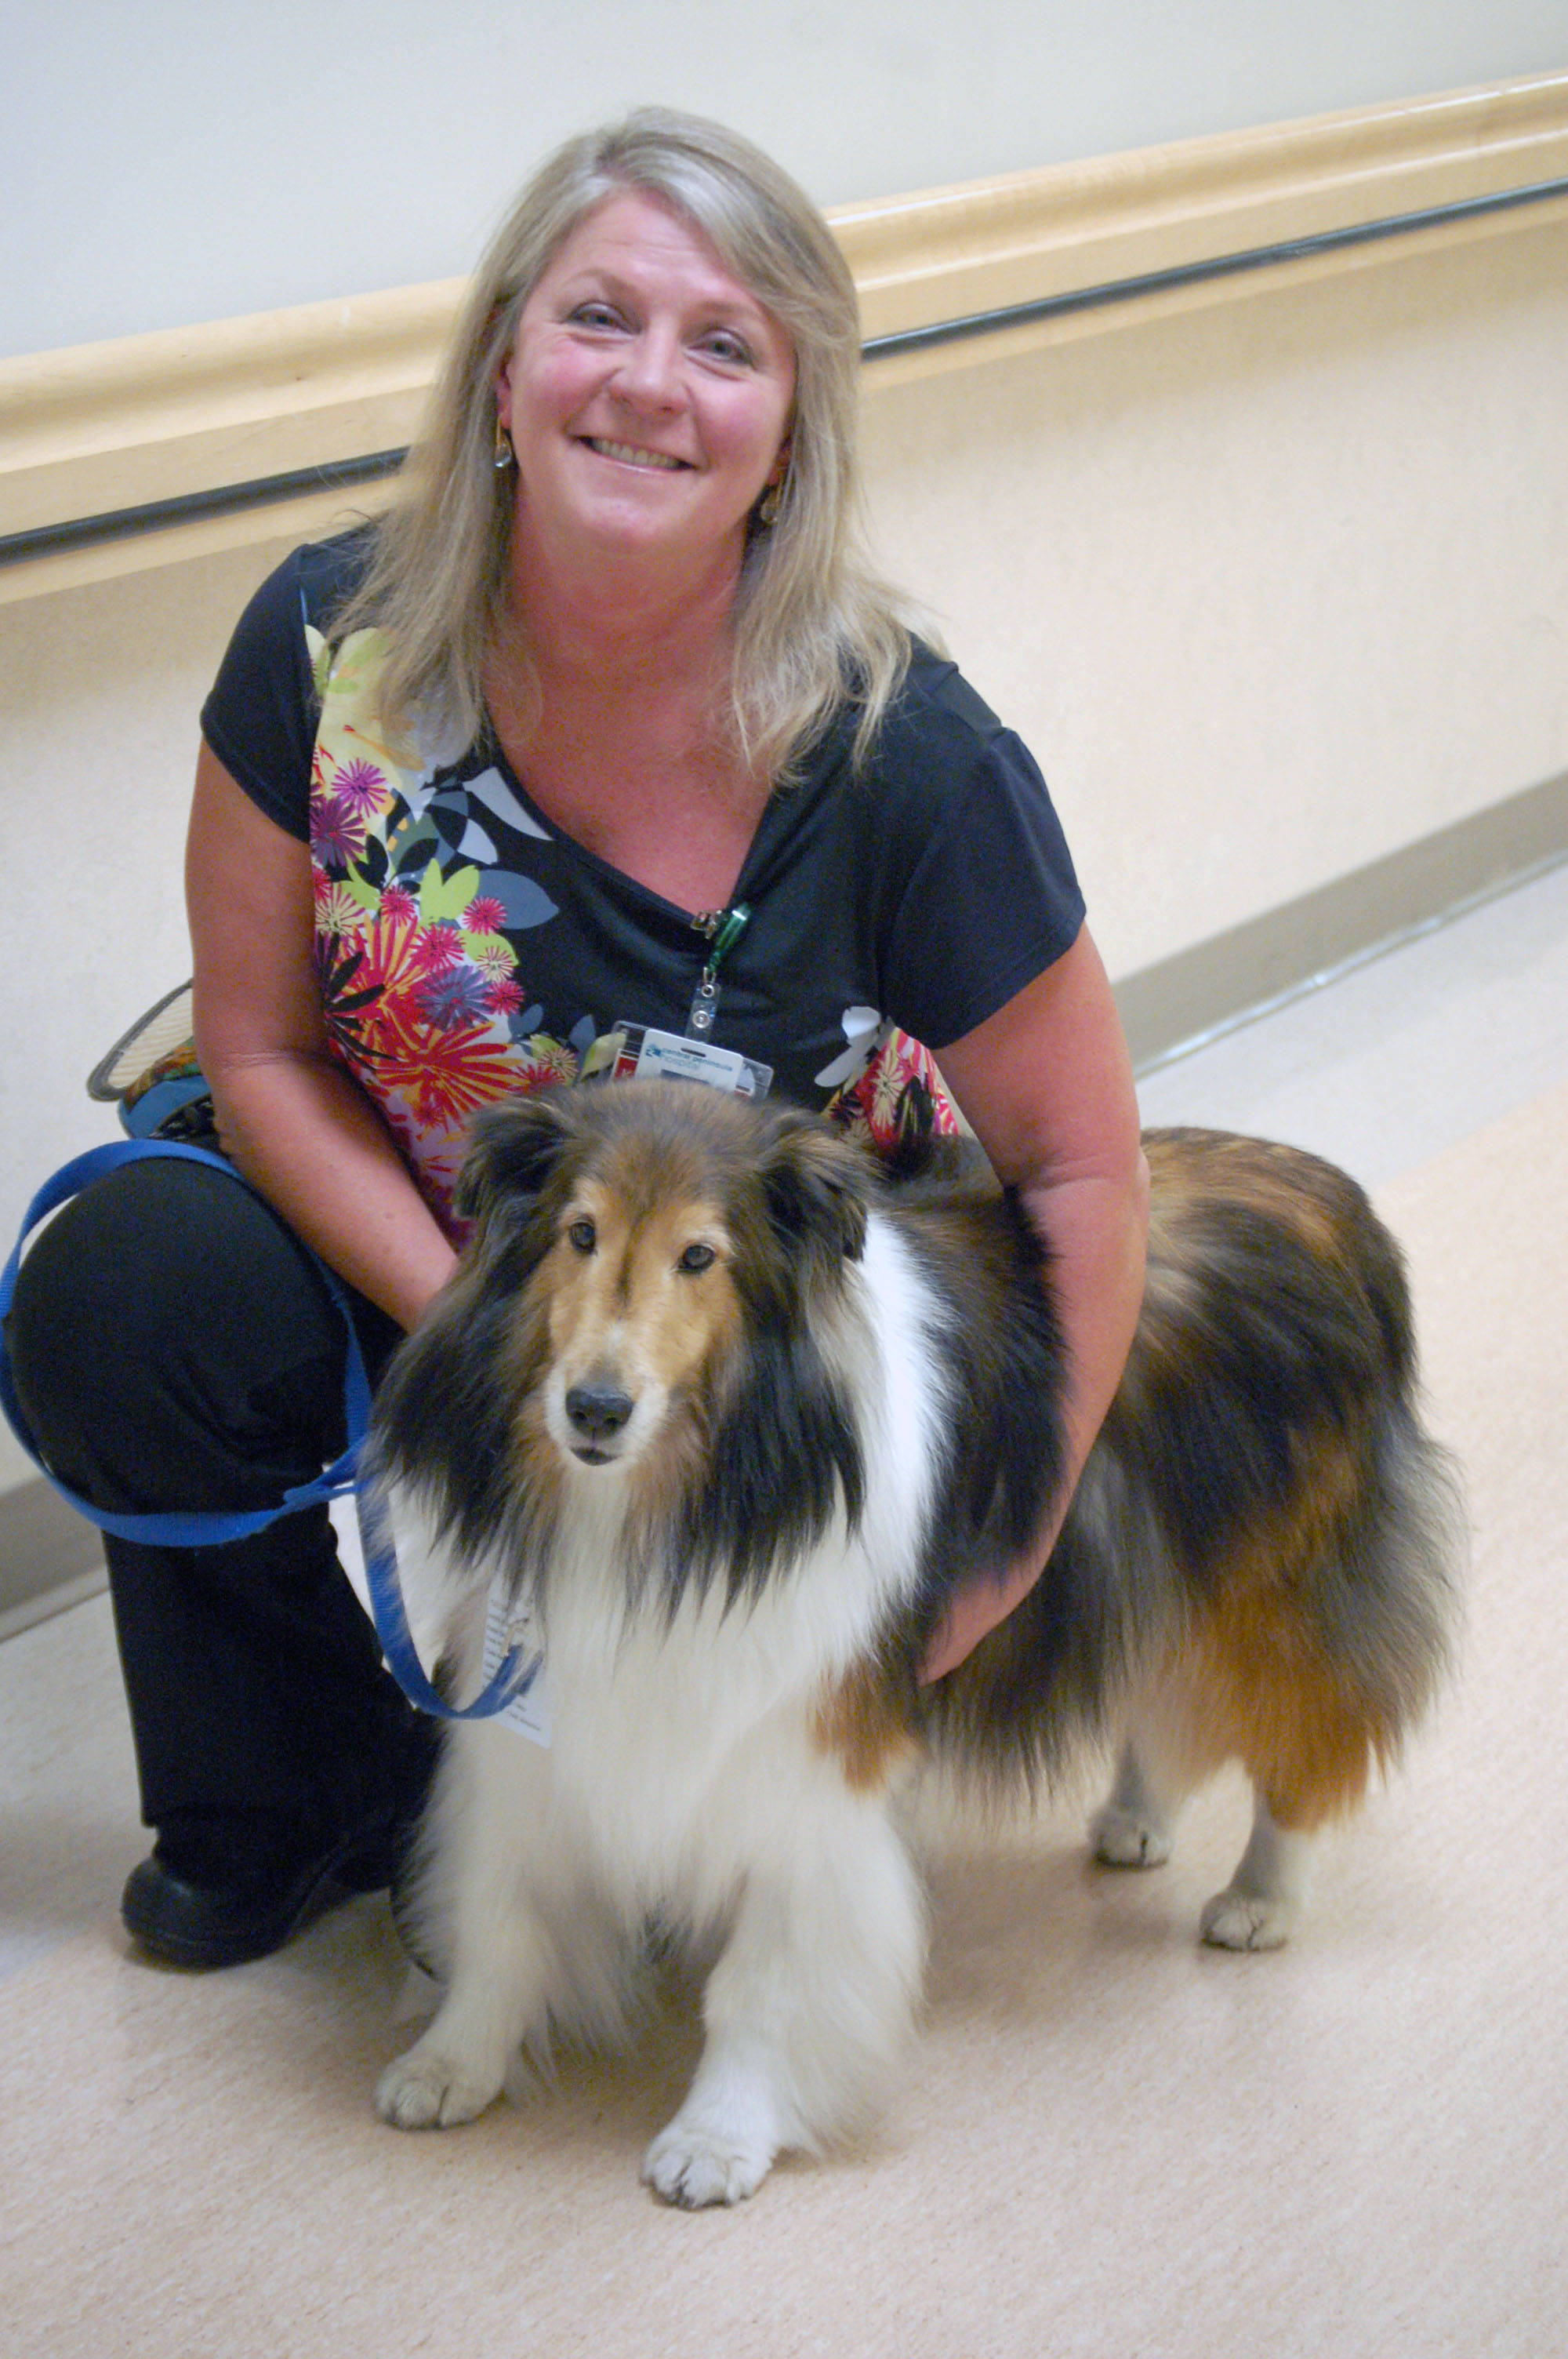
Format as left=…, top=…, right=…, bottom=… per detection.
left=495, top=188, right=797, bottom=584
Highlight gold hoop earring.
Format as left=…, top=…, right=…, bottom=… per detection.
left=493, top=415, right=514, bottom=471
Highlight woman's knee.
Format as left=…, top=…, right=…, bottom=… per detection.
left=5, top=1158, right=347, bottom=1507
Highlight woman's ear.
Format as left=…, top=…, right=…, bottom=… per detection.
left=494, top=347, right=515, bottom=434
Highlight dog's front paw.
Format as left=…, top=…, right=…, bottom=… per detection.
left=1200, top=1887, right=1294, bottom=1952
left=375, top=2039, right=504, bottom=2130
left=1091, top=1801, right=1173, bottom=1869
left=642, top=2120, right=775, bottom=2208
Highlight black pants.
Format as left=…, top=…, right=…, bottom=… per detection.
left=5, top=1154, right=434, bottom=1841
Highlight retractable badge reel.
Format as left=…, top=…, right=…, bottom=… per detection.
left=611, top=903, right=773, bottom=1099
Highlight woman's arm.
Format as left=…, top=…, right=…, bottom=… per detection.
left=920, top=924, right=1149, bottom=1678
left=187, top=743, right=459, bottom=1331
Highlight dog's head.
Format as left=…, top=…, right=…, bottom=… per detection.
left=451, top=1081, right=869, bottom=1481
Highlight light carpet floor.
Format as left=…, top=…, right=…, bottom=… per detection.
left=0, top=1081, right=1563, bottom=2357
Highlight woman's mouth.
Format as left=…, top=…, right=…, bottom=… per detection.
left=583, top=438, right=688, bottom=471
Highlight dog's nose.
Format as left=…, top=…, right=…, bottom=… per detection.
left=564, top=1383, right=636, bottom=1443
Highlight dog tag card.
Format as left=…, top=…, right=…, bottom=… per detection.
left=608, top=1022, right=772, bottom=1100
left=481, top=1583, right=552, bottom=1746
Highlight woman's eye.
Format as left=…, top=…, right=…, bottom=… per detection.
left=678, top=1242, right=717, bottom=1275
left=569, top=301, right=622, bottom=331
left=699, top=331, right=753, bottom=367
left=567, top=1219, right=597, bottom=1254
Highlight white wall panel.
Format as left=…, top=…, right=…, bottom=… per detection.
left=5, top=0, right=1566, bottom=354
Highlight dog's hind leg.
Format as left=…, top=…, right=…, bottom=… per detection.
left=1194, top=1614, right=1391, bottom=1950
left=1091, top=1722, right=1319, bottom=1949
left=1091, top=1736, right=1181, bottom=1870
left=643, top=1794, right=927, bottom=2208
left=1200, top=1790, right=1316, bottom=1951
left=1090, top=1679, right=1224, bottom=1874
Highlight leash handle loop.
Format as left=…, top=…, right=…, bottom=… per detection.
left=1, top=1136, right=532, bottom=1719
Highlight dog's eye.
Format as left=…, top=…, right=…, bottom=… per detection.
left=567, top=1218, right=597, bottom=1255
left=677, top=1242, right=717, bottom=1275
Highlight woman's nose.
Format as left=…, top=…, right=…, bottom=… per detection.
left=614, top=326, right=684, bottom=412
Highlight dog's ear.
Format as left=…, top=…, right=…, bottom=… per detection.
left=454, top=1090, right=578, bottom=1232
left=760, top=1115, right=869, bottom=1268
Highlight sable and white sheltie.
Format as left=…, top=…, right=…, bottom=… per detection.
left=368, top=1079, right=1459, bottom=2206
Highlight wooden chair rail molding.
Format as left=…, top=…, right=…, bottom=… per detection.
left=3, top=71, right=1566, bottom=602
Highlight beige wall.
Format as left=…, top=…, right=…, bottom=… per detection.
left=2, top=98, right=1566, bottom=1495
left=861, top=213, right=1568, bottom=980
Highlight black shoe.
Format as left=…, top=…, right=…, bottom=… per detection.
left=121, top=1811, right=398, bottom=1970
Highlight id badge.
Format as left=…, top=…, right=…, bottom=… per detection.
left=608, top=1023, right=773, bottom=1100
left=481, top=1583, right=551, bottom=1746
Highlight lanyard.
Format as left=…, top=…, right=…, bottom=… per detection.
left=686, top=903, right=750, bottom=1041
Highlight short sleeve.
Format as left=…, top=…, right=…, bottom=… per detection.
left=869, top=663, right=1087, bottom=1050
left=198, top=551, right=320, bottom=840
left=199, top=533, right=372, bottom=841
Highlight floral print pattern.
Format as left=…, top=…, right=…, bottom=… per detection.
left=307, top=626, right=585, bottom=1229
left=822, top=1022, right=961, bottom=1166
left=305, top=623, right=960, bottom=1221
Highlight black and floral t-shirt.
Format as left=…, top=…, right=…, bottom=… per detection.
left=201, top=532, right=1084, bottom=1229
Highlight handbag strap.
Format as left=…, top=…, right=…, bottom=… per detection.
left=0, top=1137, right=534, bottom=1720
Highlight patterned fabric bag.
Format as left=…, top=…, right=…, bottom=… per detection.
left=86, top=980, right=216, bottom=1141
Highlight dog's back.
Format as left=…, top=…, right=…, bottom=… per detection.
left=925, top=1125, right=1459, bottom=1946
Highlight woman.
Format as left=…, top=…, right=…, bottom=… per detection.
left=8, top=110, right=1147, bottom=1968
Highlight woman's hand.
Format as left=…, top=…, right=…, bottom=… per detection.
left=187, top=744, right=459, bottom=1331
left=918, top=926, right=1150, bottom=1681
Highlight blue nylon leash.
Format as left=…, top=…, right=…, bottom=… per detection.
left=0, top=1138, right=535, bottom=1721
left=0, top=1140, right=365, bottom=1541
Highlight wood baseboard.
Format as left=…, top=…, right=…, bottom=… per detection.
left=1116, top=769, right=1568, bottom=1070
left=0, top=1478, right=107, bottom=1643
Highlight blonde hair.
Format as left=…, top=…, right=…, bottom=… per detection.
left=334, top=107, right=911, bottom=780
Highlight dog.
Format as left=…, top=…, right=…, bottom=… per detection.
left=367, top=1078, right=1459, bottom=2206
